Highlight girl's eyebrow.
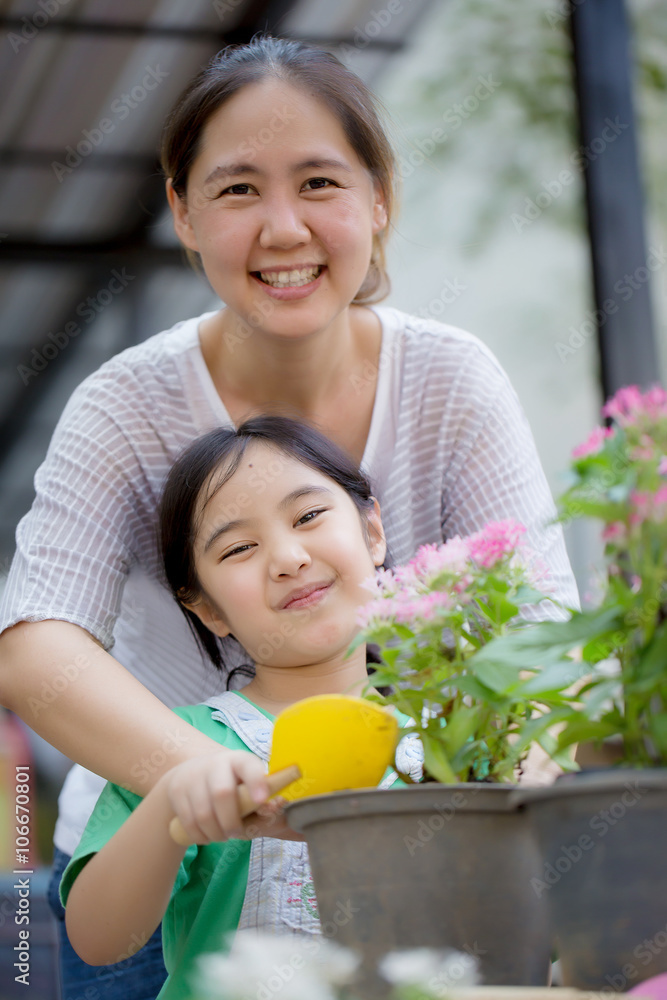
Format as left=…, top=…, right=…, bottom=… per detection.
left=203, top=485, right=335, bottom=552
left=203, top=157, right=352, bottom=187
left=277, top=485, right=335, bottom=510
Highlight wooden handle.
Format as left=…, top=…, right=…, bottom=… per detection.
left=168, top=764, right=301, bottom=846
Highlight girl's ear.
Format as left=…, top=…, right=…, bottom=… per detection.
left=367, top=497, right=387, bottom=567
left=166, top=178, right=200, bottom=253
left=181, top=595, right=231, bottom=639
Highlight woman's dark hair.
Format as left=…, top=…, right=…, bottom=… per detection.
left=159, top=415, right=377, bottom=673
left=160, top=35, right=396, bottom=303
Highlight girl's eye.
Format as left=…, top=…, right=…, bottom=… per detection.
left=302, top=177, right=336, bottom=191
left=221, top=543, right=254, bottom=560
left=297, top=508, right=327, bottom=526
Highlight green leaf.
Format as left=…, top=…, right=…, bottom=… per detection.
left=637, top=619, right=667, bottom=682
left=556, top=717, right=620, bottom=750
left=649, top=714, right=667, bottom=755
left=513, top=584, right=554, bottom=606
left=470, top=655, right=521, bottom=694
left=472, top=607, right=624, bottom=672
left=439, top=705, right=482, bottom=755
left=581, top=677, right=621, bottom=717
left=518, top=659, right=589, bottom=695
left=420, top=732, right=458, bottom=784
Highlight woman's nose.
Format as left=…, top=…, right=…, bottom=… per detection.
left=259, top=195, right=310, bottom=249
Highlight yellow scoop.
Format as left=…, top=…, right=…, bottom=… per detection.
left=169, top=694, right=398, bottom=845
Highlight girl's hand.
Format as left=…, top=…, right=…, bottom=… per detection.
left=161, top=750, right=304, bottom=843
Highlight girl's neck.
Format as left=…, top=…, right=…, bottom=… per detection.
left=200, top=305, right=380, bottom=419
left=239, top=647, right=369, bottom=716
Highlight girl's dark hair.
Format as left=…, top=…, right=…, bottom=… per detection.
left=160, top=35, right=396, bottom=303
left=159, top=415, right=376, bottom=673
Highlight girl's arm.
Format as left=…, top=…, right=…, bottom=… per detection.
left=65, top=772, right=186, bottom=966
left=65, top=749, right=273, bottom=966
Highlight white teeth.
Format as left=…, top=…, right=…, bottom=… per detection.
left=258, top=266, right=321, bottom=288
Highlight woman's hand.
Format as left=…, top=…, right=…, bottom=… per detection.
left=162, top=749, right=304, bottom=843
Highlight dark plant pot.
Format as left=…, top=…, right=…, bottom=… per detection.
left=517, top=769, right=667, bottom=991
left=286, top=785, right=551, bottom=992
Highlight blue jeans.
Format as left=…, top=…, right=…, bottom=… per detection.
left=47, top=847, right=168, bottom=1000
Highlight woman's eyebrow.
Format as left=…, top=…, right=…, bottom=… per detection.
left=203, top=162, right=258, bottom=186
left=203, top=157, right=353, bottom=187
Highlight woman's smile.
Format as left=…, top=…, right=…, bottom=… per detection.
left=251, top=264, right=327, bottom=300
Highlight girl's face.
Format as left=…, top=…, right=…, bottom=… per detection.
left=167, top=78, right=387, bottom=341
left=185, top=442, right=386, bottom=669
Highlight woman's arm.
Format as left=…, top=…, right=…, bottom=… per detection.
left=0, top=620, right=231, bottom=794
left=65, top=750, right=273, bottom=965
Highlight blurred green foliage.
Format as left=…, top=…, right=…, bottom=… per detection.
left=388, top=0, right=667, bottom=245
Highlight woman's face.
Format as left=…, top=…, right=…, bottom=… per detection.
left=168, top=78, right=387, bottom=341
left=186, top=442, right=386, bottom=668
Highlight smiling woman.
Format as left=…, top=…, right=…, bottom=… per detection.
left=0, top=34, right=578, bottom=1000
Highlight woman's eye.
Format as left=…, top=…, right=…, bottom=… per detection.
left=303, top=177, right=336, bottom=191
left=220, top=183, right=253, bottom=196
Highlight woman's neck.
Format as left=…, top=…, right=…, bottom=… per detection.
left=200, top=305, right=380, bottom=420
left=239, top=647, right=370, bottom=716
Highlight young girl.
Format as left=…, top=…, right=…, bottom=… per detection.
left=60, top=415, right=417, bottom=1000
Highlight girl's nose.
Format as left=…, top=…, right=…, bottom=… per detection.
left=259, top=196, right=310, bottom=249
left=269, top=540, right=311, bottom=578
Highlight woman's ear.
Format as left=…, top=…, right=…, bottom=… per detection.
left=371, top=183, right=388, bottom=235
left=367, top=497, right=387, bottom=567
left=166, top=178, right=200, bottom=253
left=181, top=595, right=231, bottom=639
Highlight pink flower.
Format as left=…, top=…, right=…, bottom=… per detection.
left=629, top=486, right=667, bottom=525
left=602, top=521, right=626, bottom=544
left=407, top=537, right=471, bottom=583
left=572, top=425, right=613, bottom=459
left=602, top=384, right=667, bottom=426
left=467, top=520, right=526, bottom=569
left=652, top=484, right=667, bottom=522
left=394, top=592, right=452, bottom=624
left=356, top=597, right=398, bottom=630
left=629, top=490, right=652, bottom=526
left=658, top=457, right=667, bottom=476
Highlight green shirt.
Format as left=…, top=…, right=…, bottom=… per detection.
left=61, top=697, right=408, bottom=1000
left=61, top=701, right=264, bottom=1000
